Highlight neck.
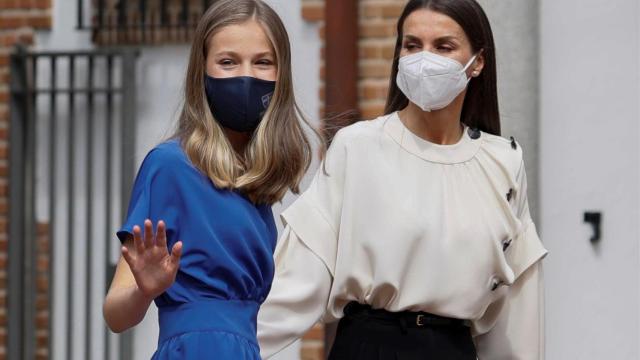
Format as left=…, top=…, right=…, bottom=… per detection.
left=223, top=127, right=252, bottom=154
left=398, top=91, right=466, bottom=145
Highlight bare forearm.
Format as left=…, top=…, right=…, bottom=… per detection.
left=104, top=221, right=180, bottom=333
left=103, top=285, right=154, bottom=333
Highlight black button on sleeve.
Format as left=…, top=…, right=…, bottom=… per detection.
left=468, top=128, right=481, bottom=140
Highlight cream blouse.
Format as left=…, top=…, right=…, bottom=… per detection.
left=257, top=112, right=549, bottom=359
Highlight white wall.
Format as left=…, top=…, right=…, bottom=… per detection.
left=35, top=0, right=321, bottom=359
left=540, top=0, right=640, bottom=359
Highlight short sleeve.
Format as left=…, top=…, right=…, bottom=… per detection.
left=116, top=147, right=182, bottom=243
left=507, top=159, right=548, bottom=280
left=280, top=130, right=348, bottom=277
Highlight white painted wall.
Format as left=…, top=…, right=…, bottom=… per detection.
left=540, top=0, right=640, bottom=359
left=35, top=0, right=321, bottom=359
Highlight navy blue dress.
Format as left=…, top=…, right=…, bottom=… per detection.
left=117, top=140, right=277, bottom=359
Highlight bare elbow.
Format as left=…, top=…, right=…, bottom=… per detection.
left=107, top=323, right=127, bottom=334
left=105, top=320, right=128, bottom=334
left=103, top=299, right=129, bottom=334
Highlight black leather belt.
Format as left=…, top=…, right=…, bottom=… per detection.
left=343, top=302, right=471, bottom=329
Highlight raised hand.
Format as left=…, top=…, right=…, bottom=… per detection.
left=121, top=219, right=183, bottom=300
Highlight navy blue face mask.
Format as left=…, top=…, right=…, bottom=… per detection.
left=204, top=75, right=276, bottom=133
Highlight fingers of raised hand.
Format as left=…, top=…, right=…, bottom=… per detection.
left=121, top=246, right=134, bottom=266
left=156, top=220, right=167, bottom=249
left=170, top=241, right=183, bottom=268
left=133, top=225, right=145, bottom=254
left=143, top=219, right=154, bottom=248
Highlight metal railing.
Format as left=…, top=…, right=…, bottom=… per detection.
left=77, top=0, right=215, bottom=43
left=8, top=45, right=139, bottom=360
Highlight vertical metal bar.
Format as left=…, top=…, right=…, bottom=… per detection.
left=84, top=55, right=94, bottom=360
left=24, top=52, right=37, bottom=360
left=28, top=54, right=40, bottom=360
left=140, top=0, right=147, bottom=42
left=117, top=0, right=126, bottom=26
left=181, top=0, right=189, bottom=39
left=202, top=0, right=209, bottom=13
left=160, top=0, right=168, bottom=26
left=8, top=44, right=27, bottom=360
left=8, top=46, right=37, bottom=360
left=48, top=54, right=58, bottom=360
left=120, top=53, right=137, bottom=216
left=66, top=55, right=76, bottom=360
left=31, top=54, right=49, bottom=360
left=108, top=2, right=114, bottom=45
left=182, top=0, right=189, bottom=24
left=77, top=0, right=84, bottom=29
left=118, top=50, right=137, bottom=360
left=97, top=0, right=105, bottom=29
left=104, top=54, right=113, bottom=360
left=117, top=0, right=126, bottom=42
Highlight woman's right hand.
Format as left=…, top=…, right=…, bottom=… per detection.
left=121, top=219, right=183, bottom=301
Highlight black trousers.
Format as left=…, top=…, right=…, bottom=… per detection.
left=328, top=303, right=477, bottom=360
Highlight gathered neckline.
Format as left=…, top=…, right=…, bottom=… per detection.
left=383, top=112, right=482, bottom=164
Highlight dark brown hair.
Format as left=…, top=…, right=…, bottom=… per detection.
left=384, top=0, right=501, bottom=135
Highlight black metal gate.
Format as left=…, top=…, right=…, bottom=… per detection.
left=8, top=46, right=138, bottom=360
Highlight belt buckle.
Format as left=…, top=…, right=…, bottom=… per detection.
left=416, top=314, right=425, bottom=327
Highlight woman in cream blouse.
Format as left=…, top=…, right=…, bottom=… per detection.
left=258, top=0, right=548, bottom=359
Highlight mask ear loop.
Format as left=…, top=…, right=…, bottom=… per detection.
left=463, top=54, right=478, bottom=71
left=463, top=48, right=485, bottom=79
left=462, top=53, right=479, bottom=82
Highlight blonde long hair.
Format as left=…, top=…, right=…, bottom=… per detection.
left=175, top=0, right=319, bottom=204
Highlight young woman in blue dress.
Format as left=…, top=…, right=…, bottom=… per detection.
left=102, top=1, right=317, bottom=358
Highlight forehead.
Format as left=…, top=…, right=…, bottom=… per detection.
left=403, top=8, right=467, bottom=41
left=208, top=20, right=274, bottom=53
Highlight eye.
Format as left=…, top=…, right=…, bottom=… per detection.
left=256, top=59, right=274, bottom=66
left=437, top=46, right=454, bottom=52
left=403, top=42, right=421, bottom=51
left=219, top=58, right=235, bottom=66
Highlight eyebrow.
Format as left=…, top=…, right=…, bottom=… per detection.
left=214, top=51, right=240, bottom=58
left=403, top=34, right=421, bottom=42
left=213, top=50, right=274, bottom=58
left=253, top=51, right=275, bottom=58
left=403, top=34, right=461, bottom=42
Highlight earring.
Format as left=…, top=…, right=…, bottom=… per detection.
left=472, top=70, right=480, bottom=77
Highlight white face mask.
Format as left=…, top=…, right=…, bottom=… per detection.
left=396, top=51, right=478, bottom=112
